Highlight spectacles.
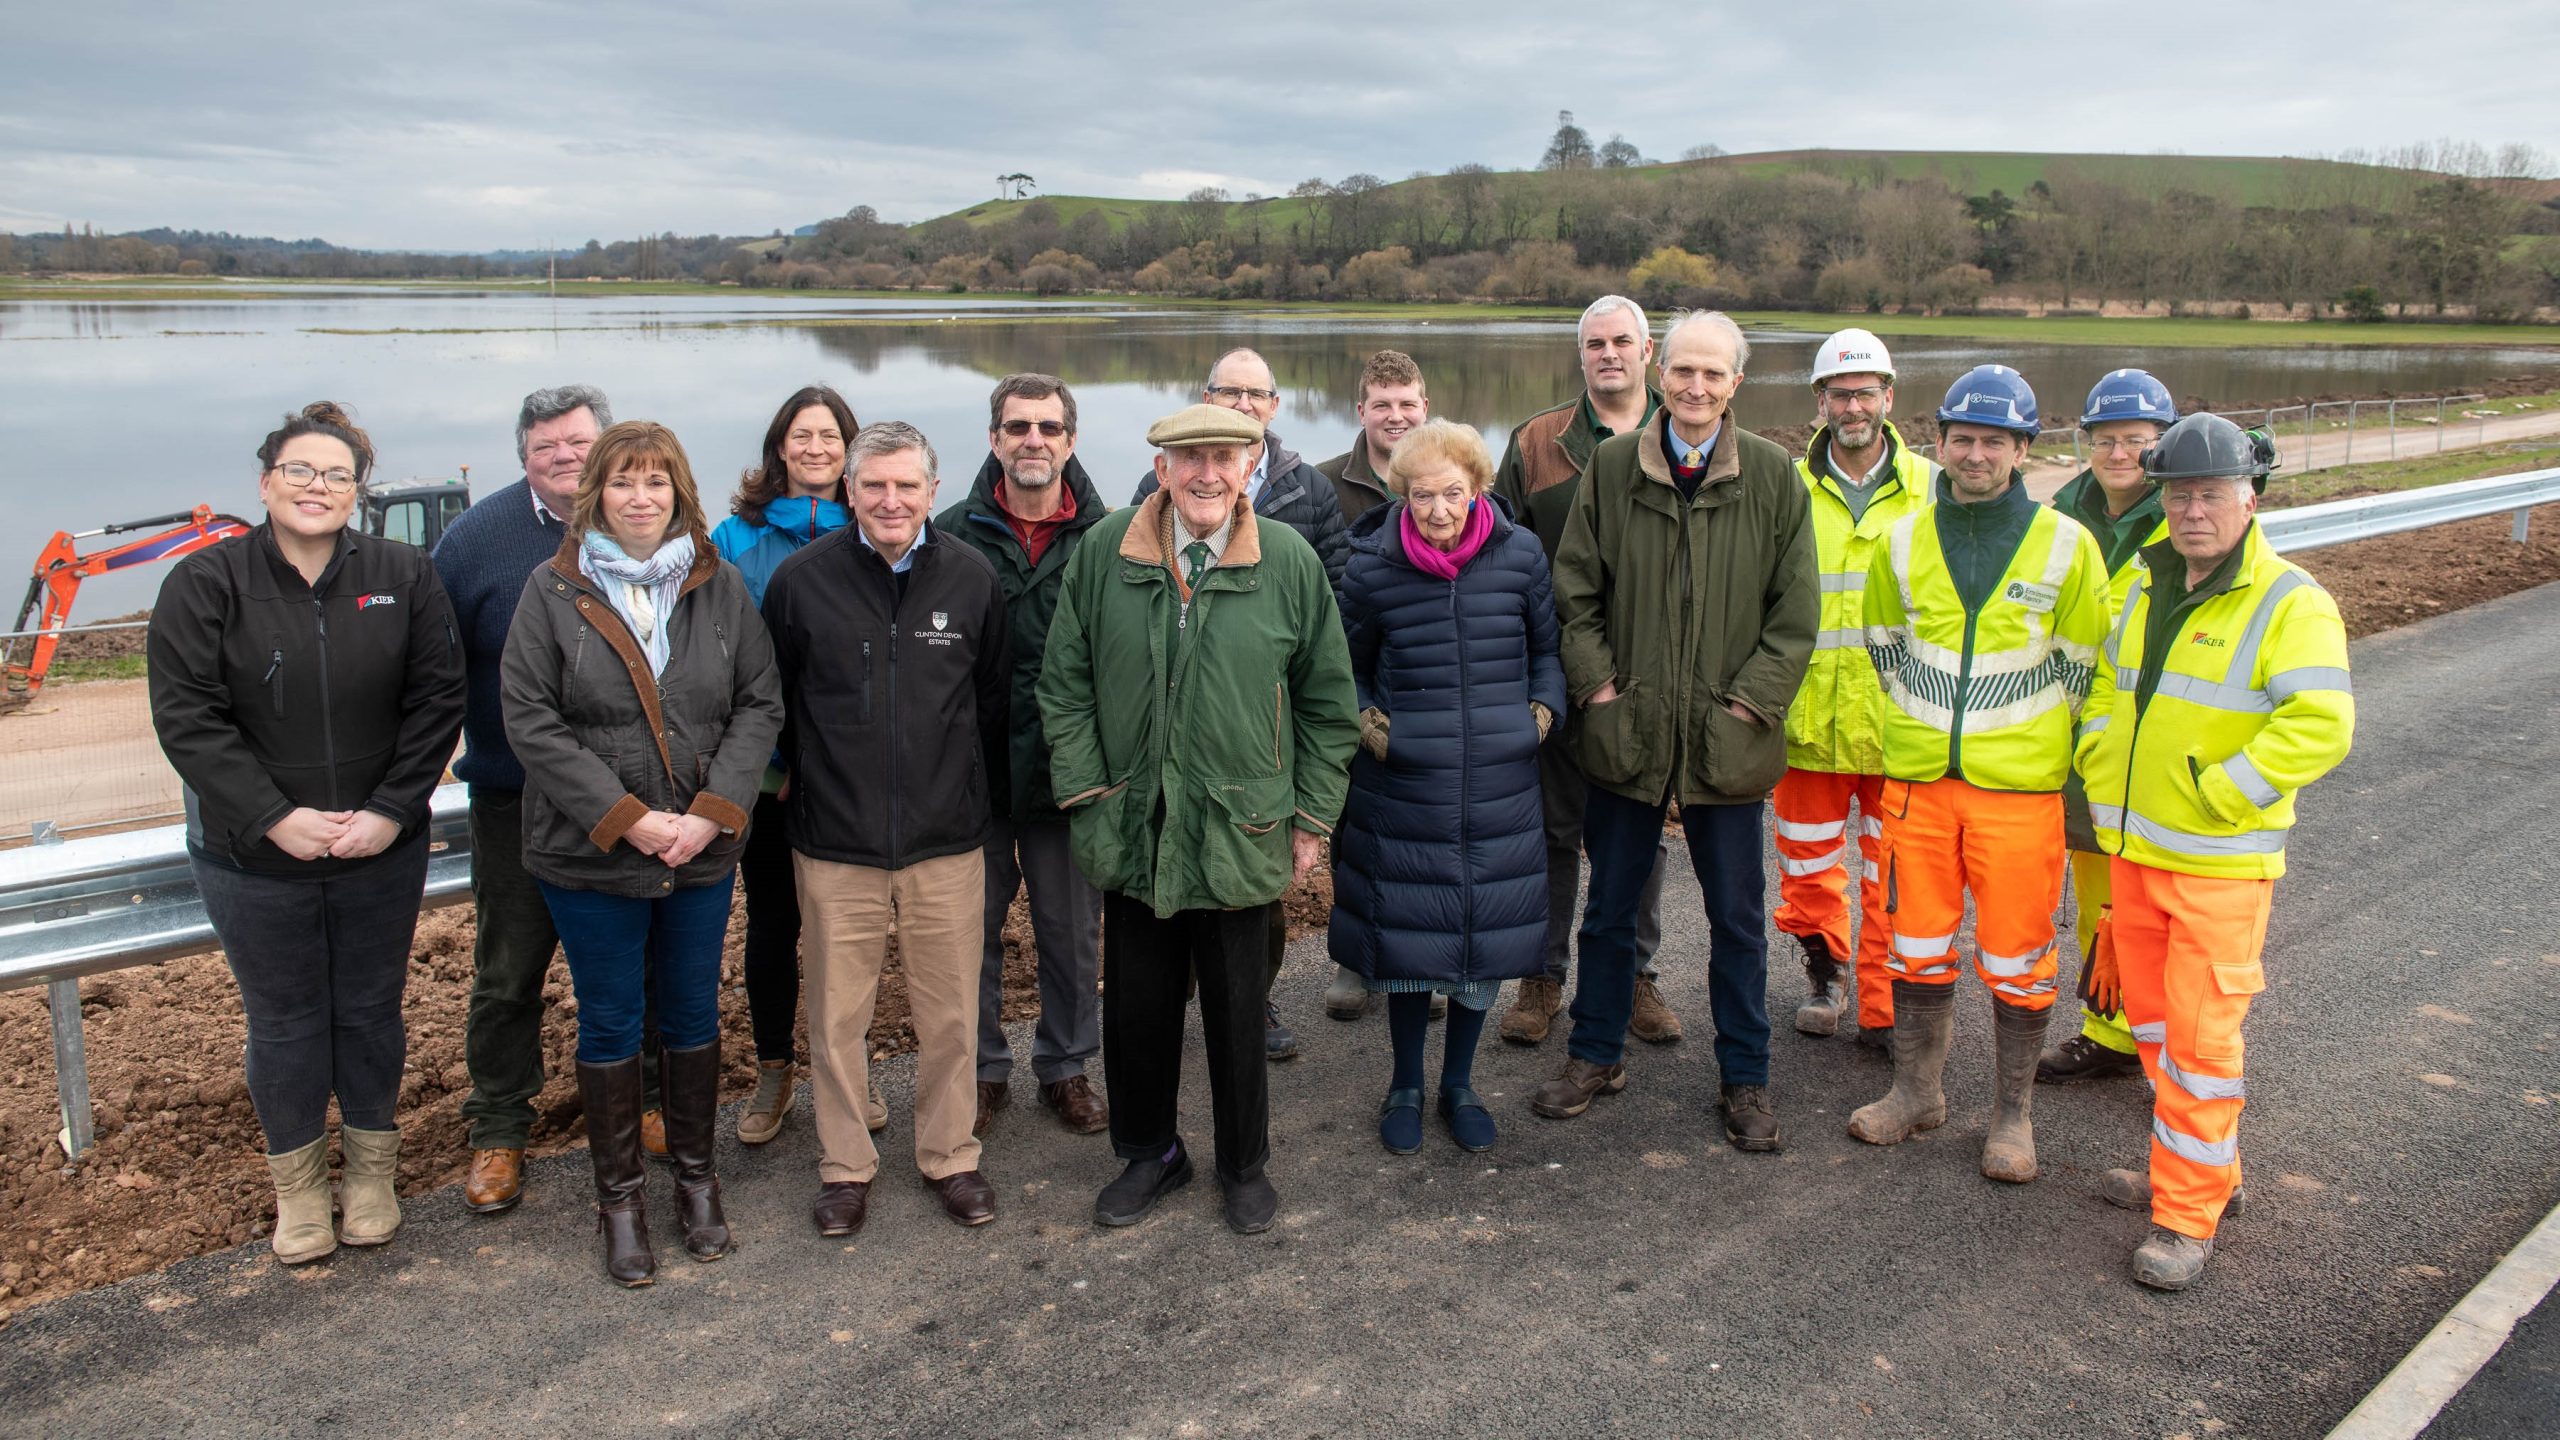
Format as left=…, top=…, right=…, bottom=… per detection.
left=1205, top=385, right=1278, bottom=404
left=1820, top=386, right=1886, bottom=406
left=2086, top=436, right=2149, bottom=454
left=271, top=461, right=357, bottom=493
left=999, top=419, right=1070, bottom=438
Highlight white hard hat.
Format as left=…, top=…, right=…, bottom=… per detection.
left=1812, top=328, right=1894, bottom=386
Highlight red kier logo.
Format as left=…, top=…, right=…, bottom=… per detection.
left=357, top=593, right=398, bottom=610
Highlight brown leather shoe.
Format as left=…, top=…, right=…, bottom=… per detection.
left=812, top=1180, right=871, bottom=1237
left=1629, top=977, right=1684, bottom=1044
left=1500, top=976, right=1564, bottom=1045
left=464, top=1147, right=525, bottom=1214
left=1531, top=1057, right=1629, bottom=1119
left=973, top=1081, right=1009, bottom=1137
left=1040, top=1075, right=1110, bottom=1134
left=926, top=1169, right=998, bottom=1226
left=639, top=1107, right=668, bottom=1160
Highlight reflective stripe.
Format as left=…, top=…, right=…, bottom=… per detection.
left=2267, top=665, right=2352, bottom=702
left=1863, top=860, right=1882, bottom=885
left=2105, top=576, right=2148, bottom=668
left=1894, top=930, right=1956, bottom=958
left=2220, top=752, right=2282, bottom=810
left=2153, top=1116, right=2238, bottom=1168
left=2130, top=1022, right=2166, bottom=1044
left=1775, top=817, right=1846, bottom=842
left=1861, top=816, right=1883, bottom=840
left=1819, top=571, right=1866, bottom=594
left=2158, top=1051, right=2247, bottom=1102
left=2222, top=570, right=2311, bottom=685
left=1979, top=944, right=2048, bottom=979
left=1813, top=627, right=1865, bottom=651
left=2152, top=671, right=2272, bottom=714
left=1779, top=845, right=1845, bottom=877
left=1886, top=956, right=1955, bottom=977
left=2081, top=714, right=2110, bottom=735
left=1992, top=978, right=2058, bottom=999
left=2089, top=803, right=2289, bottom=857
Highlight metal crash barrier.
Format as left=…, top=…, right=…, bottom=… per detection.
left=2260, top=466, right=2560, bottom=554
left=1, top=783, right=472, bottom=1158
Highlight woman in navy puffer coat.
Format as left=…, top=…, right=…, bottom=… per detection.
left=1330, top=420, right=1566, bottom=1156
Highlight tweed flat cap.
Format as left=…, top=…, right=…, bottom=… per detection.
left=1145, top=403, right=1265, bottom=450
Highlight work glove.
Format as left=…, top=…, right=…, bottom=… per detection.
left=1359, top=707, right=1390, bottom=762
left=1531, top=701, right=1553, bottom=741
left=2076, top=904, right=2122, bottom=1017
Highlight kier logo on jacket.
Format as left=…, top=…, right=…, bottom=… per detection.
left=357, top=593, right=398, bottom=610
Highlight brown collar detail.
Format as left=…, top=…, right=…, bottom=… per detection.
left=1117, top=489, right=1262, bottom=571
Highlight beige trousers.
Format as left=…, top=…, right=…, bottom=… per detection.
left=795, top=849, right=985, bottom=1183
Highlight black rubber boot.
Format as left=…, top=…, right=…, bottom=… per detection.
left=576, top=1056, right=656, bottom=1287
left=1792, top=933, right=1845, bottom=1037
left=660, top=1040, right=732, bottom=1261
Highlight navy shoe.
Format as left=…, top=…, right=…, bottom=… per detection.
left=1438, top=1085, right=1497, bottom=1153
left=1379, top=1087, right=1424, bottom=1154
left=1220, top=1172, right=1280, bottom=1234
left=1265, top=1002, right=1299, bottom=1062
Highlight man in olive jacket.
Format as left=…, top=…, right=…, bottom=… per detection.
left=1037, top=403, right=1359, bottom=1237
left=1540, top=310, right=1819, bottom=1152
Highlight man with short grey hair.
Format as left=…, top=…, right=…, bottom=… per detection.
left=436, top=383, right=626, bottom=1215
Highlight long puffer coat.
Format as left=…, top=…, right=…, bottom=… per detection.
left=1328, top=501, right=1567, bottom=986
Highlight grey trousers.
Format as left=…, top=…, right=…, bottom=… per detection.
left=1538, top=735, right=1667, bottom=984
left=976, top=814, right=1104, bottom=1086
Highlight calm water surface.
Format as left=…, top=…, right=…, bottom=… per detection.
left=6, top=290, right=2554, bottom=611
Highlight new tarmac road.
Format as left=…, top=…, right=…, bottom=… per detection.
left=6, top=581, right=2559, bottom=1438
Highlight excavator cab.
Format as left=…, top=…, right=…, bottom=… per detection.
left=361, top=471, right=474, bottom=551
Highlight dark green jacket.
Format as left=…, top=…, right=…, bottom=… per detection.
left=1493, top=387, right=1665, bottom=563
left=2051, top=469, right=2166, bottom=580
left=1552, top=416, right=1818, bottom=807
left=934, top=454, right=1110, bottom=821
left=1316, top=437, right=1395, bottom=528
left=1035, top=492, right=1360, bottom=917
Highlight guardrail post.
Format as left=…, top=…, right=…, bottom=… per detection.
left=2343, top=401, right=2357, bottom=466
left=2437, top=397, right=2448, bottom=454
left=2518, top=509, right=2534, bottom=544
left=49, top=978, right=93, bottom=1160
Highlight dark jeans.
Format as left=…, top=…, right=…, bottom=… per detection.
left=1539, top=736, right=1667, bottom=983
left=738, top=791, right=802, bottom=1063
left=196, top=832, right=429, bottom=1153
left=977, top=815, right=1103, bottom=1086
left=537, top=872, right=737, bottom=1065
left=1102, top=894, right=1275, bottom=1184
left=1569, top=787, right=1771, bottom=1084
left=463, top=789, right=654, bottom=1144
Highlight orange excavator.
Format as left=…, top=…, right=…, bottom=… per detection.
left=0, top=506, right=251, bottom=710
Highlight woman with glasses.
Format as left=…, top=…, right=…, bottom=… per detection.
left=709, top=385, right=860, bottom=1146
left=148, top=401, right=467, bottom=1265
left=504, top=420, right=782, bottom=1285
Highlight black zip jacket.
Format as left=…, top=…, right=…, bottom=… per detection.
left=760, top=523, right=1010, bottom=869
left=149, top=524, right=466, bottom=877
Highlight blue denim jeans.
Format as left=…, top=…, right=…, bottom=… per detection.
left=537, top=873, right=736, bottom=1064
left=1567, top=787, right=1771, bottom=1084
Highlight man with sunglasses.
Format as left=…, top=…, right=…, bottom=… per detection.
left=937, top=374, right=1112, bottom=1140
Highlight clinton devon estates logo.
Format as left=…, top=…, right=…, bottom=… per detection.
left=916, top=612, right=962, bottom=647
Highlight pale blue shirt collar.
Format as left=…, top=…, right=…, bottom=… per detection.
left=1665, top=415, right=1722, bottom=469
left=529, top=481, right=566, bottom=526
left=1243, top=443, right=1271, bottom=508
left=857, top=519, right=930, bottom=573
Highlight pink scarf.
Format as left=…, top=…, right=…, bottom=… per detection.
left=1401, top=498, right=1495, bottom=580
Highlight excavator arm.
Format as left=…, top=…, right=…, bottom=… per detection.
left=2, top=506, right=252, bottom=707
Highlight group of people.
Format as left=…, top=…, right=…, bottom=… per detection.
left=146, top=297, right=2354, bottom=1297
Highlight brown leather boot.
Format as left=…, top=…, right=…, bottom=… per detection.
left=1040, top=1075, right=1110, bottom=1134
left=1629, top=977, right=1683, bottom=1044
left=660, top=1040, right=732, bottom=1261
left=1500, top=976, right=1563, bottom=1045
left=576, top=1056, right=655, bottom=1287
left=1531, top=1056, right=1628, bottom=1119
left=464, top=1147, right=525, bottom=1214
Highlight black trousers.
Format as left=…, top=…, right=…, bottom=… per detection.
left=737, top=791, right=803, bottom=1063
left=1102, top=894, right=1276, bottom=1184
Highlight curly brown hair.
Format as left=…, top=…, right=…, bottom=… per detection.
left=258, top=401, right=375, bottom=484
left=731, top=385, right=859, bottom=525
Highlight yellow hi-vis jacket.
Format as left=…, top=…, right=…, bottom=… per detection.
left=1863, top=483, right=2110, bottom=792
left=2073, top=523, right=2354, bottom=880
left=1785, top=421, right=1936, bottom=775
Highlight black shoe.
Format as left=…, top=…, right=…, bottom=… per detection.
left=1264, top=1002, right=1299, bottom=1062
left=1095, top=1142, right=1194, bottom=1227
left=1220, top=1173, right=1279, bottom=1234
left=2037, top=1033, right=2142, bottom=1085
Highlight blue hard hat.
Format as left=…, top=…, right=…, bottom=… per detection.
left=1936, top=365, right=2040, bottom=438
left=2080, top=368, right=2176, bottom=428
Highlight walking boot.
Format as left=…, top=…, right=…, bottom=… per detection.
left=736, top=1059, right=795, bottom=1146
left=2101, top=1168, right=2247, bottom=1220
left=1265, top=1002, right=1300, bottom=1061
left=640, top=1107, right=668, bottom=1163
left=1721, top=1085, right=1782, bottom=1152
left=1792, top=934, right=1846, bottom=1037
left=1981, top=1001, right=2049, bottom=1183
left=661, top=1040, right=732, bottom=1261
left=264, top=1136, right=337, bottom=1265
left=2132, top=1227, right=2215, bottom=1291
left=1531, top=1056, right=1628, bottom=1119
left=336, top=1125, right=403, bottom=1247
left=1500, top=976, right=1563, bottom=1045
left=1324, top=965, right=1374, bottom=1021
left=1629, top=976, right=1683, bottom=1044
left=1848, top=981, right=1953, bottom=1145
left=576, top=1055, right=655, bottom=1287
left=2038, top=1033, right=2142, bottom=1085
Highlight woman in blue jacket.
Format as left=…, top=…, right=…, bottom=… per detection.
left=1330, top=420, right=1566, bottom=1155
left=710, top=384, right=857, bottom=1145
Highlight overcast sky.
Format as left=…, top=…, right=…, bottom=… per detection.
left=7, top=1, right=2554, bottom=252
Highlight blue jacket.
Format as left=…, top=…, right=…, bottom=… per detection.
left=712, top=496, right=850, bottom=608
left=1328, top=501, right=1566, bottom=987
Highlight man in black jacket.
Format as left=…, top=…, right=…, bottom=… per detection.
left=763, top=421, right=1011, bottom=1237
left=935, top=374, right=1111, bottom=1140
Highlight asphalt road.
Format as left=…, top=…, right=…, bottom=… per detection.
left=6, top=583, right=2560, bottom=1439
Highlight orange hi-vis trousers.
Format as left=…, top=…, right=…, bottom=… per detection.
left=2110, top=857, right=2273, bottom=1241
left=1772, top=767, right=1891, bottom=1030
left=1877, top=777, right=2065, bottom=1010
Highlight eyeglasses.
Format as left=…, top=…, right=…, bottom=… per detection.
left=1820, top=386, right=1886, bottom=406
left=999, top=419, right=1070, bottom=438
left=1205, top=385, right=1279, bottom=404
left=271, top=461, right=357, bottom=493
left=2086, top=436, right=2149, bottom=454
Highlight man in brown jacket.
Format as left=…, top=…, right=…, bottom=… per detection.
left=1491, top=297, right=1679, bottom=1049
left=1533, top=310, right=1819, bottom=1152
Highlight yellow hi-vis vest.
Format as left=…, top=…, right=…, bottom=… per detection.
left=1863, top=503, right=2109, bottom=792
left=2073, top=524, right=2354, bottom=880
left=1785, top=421, right=1936, bottom=774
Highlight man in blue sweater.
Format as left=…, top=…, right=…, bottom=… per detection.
left=432, top=384, right=618, bottom=1215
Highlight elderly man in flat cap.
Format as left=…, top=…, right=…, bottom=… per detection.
left=1037, top=403, right=1359, bottom=1234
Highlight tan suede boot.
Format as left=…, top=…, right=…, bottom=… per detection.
left=265, top=1137, right=337, bottom=1265
left=336, top=1125, right=403, bottom=1245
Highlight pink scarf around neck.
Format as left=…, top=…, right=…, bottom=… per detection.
left=1401, top=498, right=1494, bottom=580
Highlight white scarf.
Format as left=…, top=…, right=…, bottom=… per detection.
left=579, top=531, right=694, bottom=677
